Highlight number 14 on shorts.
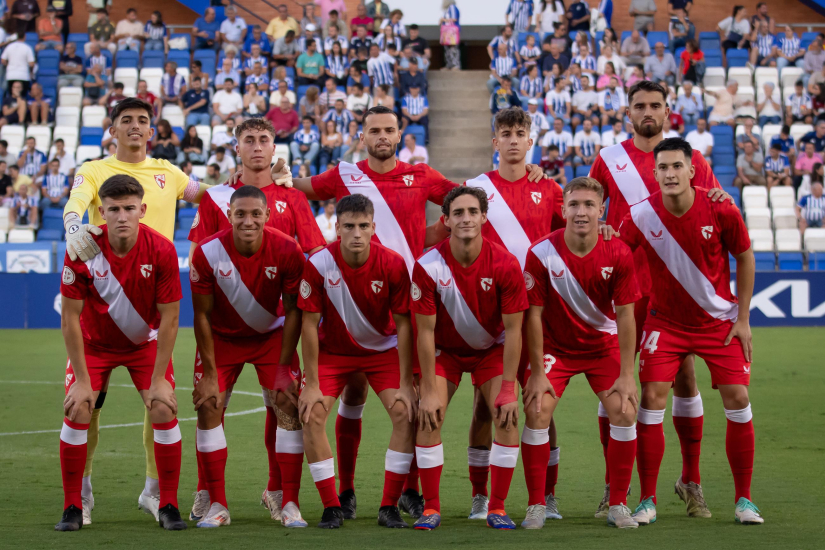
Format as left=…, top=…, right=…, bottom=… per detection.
left=640, top=331, right=660, bottom=354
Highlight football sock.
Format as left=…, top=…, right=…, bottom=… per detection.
left=196, top=447, right=206, bottom=492
left=467, top=447, right=490, bottom=497
left=725, top=404, right=754, bottom=502
left=598, top=402, right=610, bottom=484
left=403, top=454, right=420, bottom=493
left=608, top=424, right=637, bottom=506
left=489, top=442, right=518, bottom=511
left=637, top=408, right=665, bottom=504
left=81, top=475, right=92, bottom=500
left=82, top=405, right=102, bottom=478
left=144, top=476, right=159, bottom=496
left=521, top=427, right=550, bottom=506
left=381, top=450, right=413, bottom=507
left=264, top=402, right=282, bottom=491
left=335, top=401, right=364, bottom=494
left=153, top=419, right=182, bottom=509
left=672, top=393, right=704, bottom=485
left=545, top=446, right=560, bottom=496
left=197, top=425, right=228, bottom=508
left=276, top=427, right=304, bottom=507
left=416, top=444, right=444, bottom=513
left=60, top=419, right=89, bottom=510
left=145, top=410, right=158, bottom=481
left=309, top=457, right=340, bottom=508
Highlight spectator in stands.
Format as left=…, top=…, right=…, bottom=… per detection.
left=440, top=0, right=460, bottom=70
left=133, top=80, right=159, bottom=124
left=323, top=22, right=348, bottom=57
left=265, top=96, right=300, bottom=143
left=299, top=84, right=321, bottom=122
left=736, top=116, right=762, bottom=154
left=18, top=136, right=46, bottom=179
left=50, top=138, right=76, bottom=177
left=2, top=34, right=34, bottom=94
left=248, top=61, right=271, bottom=92
left=599, top=76, right=625, bottom=126
left=9, top=181, right=36, bottom=227
left=366, top=0, right=390, bottom=34
left=802, top=34, right=825, bottom=88
left=207, top=145, right=236, bottom=176
left=114, top=7, right=142, bottom=52
left=749, top=20, right=775, bottom=69
left=566, top=0, right=590, bottom=32
left=298, top=23, right=322, bottom=54
left=351, top=3, right=374, bottom=37
left=0, top=141, right=14, bottom=167
left=143, top=11, right=167, bottom=52
left=268, top=4, right=299, bottom=41
left=597, top=44, right=625, bottom=76
left=734, top=140, right=765, bottom=189
left=81, top=63, right=106, bottom=106
left=678, top=39, right=704, bottom=84
left=350, top=25, right=373, bottom=60
left=0, top=162, right=11, bottom=205
left=180, top=125, right=207, bottom=165
left=520, top=64, right=544, bottom=100
left=86, top=8, right=116, bottom=55
left=151, top=119, right=182, bottom=163
left=571, top=75, right=599, bottom=129
left=319, top=118, right=342, bottom=165
left=220, top=5, right=247, bottom=53
left=774, top=25, right=804, bottom=73
left=487, top=41, right=518, bottom=93
left=765, top=143, right=792, bottom=189
left=11, top=0, right=39, bottom=37
left=400, top=55, right=426, bottom=94
left=673, top=80, right=703, bottom=125
left=526, top=98, right=549, bottom=142
left=546, top=76, right=571, bottom=124
left=367, top=42, right=395, bottom=90
left=35, top=6, right=63, bottom=52
left=602, top=119, right=629, bottom=147
left=628, top=0, right=656, bottom=33
left=398, top=42, right=429, bottom=73
left=302, top=3, right=323, bottom=35
left=346, top=82, right=371, bottom=122
left=668, top=8, right=693, bottom=54
left=181, top=77, right=210, bottom=127
left=756, top=81, right=781, bottom=127
left=490, top=77, right=520, bottom=115
left=372, top=83, right=394, bottom=110
left=214, top=58, right=240, bottom=91
left=211, top=117, right=237, bottom=151
left=662, top=117, right=680, bottom=138
left=401, top=85, right=429, bottom=144
left=160, top=61, right=186, bottom=106
left=645, top=42, right=677, bottom=86
left=685, top=118, right=714, bottom=161
left=319, top=77, right=346, bottom=112
left=786, top=80, right=813, bottom=125
left=536, top=1, right=564, bottom=38
left=325, top=9, right=348, bottom=39
left=540, top=144, right=566, bottom=182
left=800, top=120, right=825, bottom=153
left=243, top=82, right=267, bottom=117
left=706, top=80, right=738, bottom=126
left=751, top=2, right=775, bottom=34
left=572, top=118, right=600, bottom=166
left=487, top=24, right=517, bottom=61
left=621, top=29, right=650, bottom=66
left=99, top=81, right=126, bottom=116
left=203, top=162, right=225, bottom=185
left=290, top=115, right=320, bottom=166
left=270, top=79, right=296, bottom=107
left=272, top=29, right=299, bottom=67
left=543, top=21, right=571, bottom=59
left=321, top=97, right=353, bottom=136
left=211, top=79, right=243, bottom=126
left=375, top=25, right=401, bottom=56
left=326, top=40, right=349, bottom=85
left=315, top=199, right=337, bottom=243
left=797, top=180, right=825, bottom=231
left=718, top=5, right=750, bottom=55
left=542, top=117, right=573, bottom=163
left=296, top=38, right=326, bottom=85
left=58, top=41, right=84, bottom=88
left=245, top=24, right=272, bottom=60
left=26, top=82, right=51, bottom=125
left=506, top=0, right=534, bottom=33
left=243, top=43, right=268, bottom=76
left=573, top=42, right=597, bottom=79
left=39, top=158, right=68, bottom=211
left=47, top=0, right=72, bottom=46
left=570, top=30, right=592, bottom=58
left=0, top=80, right=27, bottom=127
left=809, top=64, right=825, bottom=98
left=596, top=62, right=622, bottom=91
left=624, top=64, right=643, bottom=88
left=193, top=7, right=220, bottom=51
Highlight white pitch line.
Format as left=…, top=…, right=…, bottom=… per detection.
left=0, top=380, right=263, bottom=397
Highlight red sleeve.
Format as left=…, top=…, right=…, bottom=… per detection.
left=189, top=246, right=215, bottom=295
left=549, top=180, right=565, bottom=231
left=611, top=243, right=641, bottom=306
left=424, top=165, right=458, bottom=206
left=297, top=259, right=324, bottom=313
left=523, top=248, right=548, bottom=307
left=410, top=262, right=437, bottom=315
left=188, top=194, right=219, bottom=243
left=691, top=152, right=721, bottom=189
left=388, top=254, right=411, bottom=315
left=156, top=243, right=183, bottom=304
left=281, top=241, right=306, bottom=295
left=617, top=212, right=643, bottom=251
left=288, top=191, right=327, bottom=251
left=498, top=255, right=529, bottom=314
left=718, top=201, right=751, bottom=255
left=310, top=164, right=341, bottom=200
left=588, top=154, right=615, bottom=199
left=60, top=255, right=90, bottom=300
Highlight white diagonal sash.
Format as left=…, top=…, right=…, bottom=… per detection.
left=631, top=200, right=738, bottom=321
left=338, top=161, right=416, bottom=275
left=598, top=142, right=651, bottom=207
left=85, top=254, right=158, bottom=345
left=469, top=174, right=532, bottom=269
left=418, top=248, right=502, bottom=349
left=205, top=184, right=236, bottom=221
left=532, top=239, right=617, bottom=334
left=201, top=239, right=284, bottom=333
left=311, top=248, right=397, bottom=351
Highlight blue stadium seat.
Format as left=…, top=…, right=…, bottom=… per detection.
left=801, top=31, right=820, bottom=41
left=43, top=209, right=64, bottom=219
left=621, top=30, right=631, bottom=43
left=646, top=31, right=669, bottom=48
left=726, top=49, right=749, bottom=68
left=36, top=229, right=63, bottom=241
left=711, top=125, right=734, bottom=139
left=517, top=31, right=540, bottom=49
left=724, top=186, right=741, bottom=208
left=37, top=54, right=60, bottom=76
left=754, top=252, right=776, bottom=271
left=699, top=37, right=721, bottom=51
left=116, top=50, right=139, bottom=69
left=712, top=154, right=735, bottom=167
left=213, top=6, right=226, bottom=23
left=142, top=50, right=165, bottom=68
left=80, top=127, right=104, bottom=146
left=778, top=252, right=804, bottom=271
left=403, top=125, right=426, bottom=145
left=172, top=127, right=184, bottom=141
left=809, top=252, right=824, bottom=271
left=683, top=124, right=697, bottom=135
left=531, top=146, right=542, bottom=164
left=25, top=32, right=38, bottom=48
left=801, top=39, right=814, bottom=51
left=310, top=165, right=318, bottom=176
left=284, top=66, right=296, bottom=80
left=575, top=165, right=591, bottom=177
left=168, top=50, right=190, bottom=67
left=705, top=55, right=723, bottom=68
left=564, top=165, right=574, bottom=182
left=729, top=253, right=736, bottom=272
left=716, top=173, right=736, bottom=187
left=40, top=217, right=64, bottom=231
left=174, top=229, right=190, bottom=240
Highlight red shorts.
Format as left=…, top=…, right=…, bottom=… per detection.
left=638, top=322, right=751, bottom=388
left=318, top=348, right=400, bottom=397
left=64, top=340, right=175, bottom=394
left=518, top=350, right=620, bottom=398
left=634, top=295, right=651, bottom=353
left=193, top=330, right=300, bottom=392
left=435, top=346, right=503, bottom=388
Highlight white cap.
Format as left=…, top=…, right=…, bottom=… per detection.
left=305, top=24, right=316, bottom=32
left=527, top=98, right=538, bottom=105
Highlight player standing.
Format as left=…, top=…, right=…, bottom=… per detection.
left=187, top=118, right=324, bottom=523
left=588, top=80, right=730, bottom=517
left=189, top=185, right=306, bottom=528
left=412, top=186, right=528, bottom=530
left=56, top=176, right=186, bottom=531
left=298, top=195, right=416, bottom=529
left=617, top=138, right=763, bottom=525
left=520, top=177, right=640, bottom=530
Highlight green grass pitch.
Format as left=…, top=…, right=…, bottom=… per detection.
left=1, top=327, right=823, bottom=549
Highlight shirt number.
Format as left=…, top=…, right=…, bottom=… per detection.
left=640, top=331, right=661, bottom=354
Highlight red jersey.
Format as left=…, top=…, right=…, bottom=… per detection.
left=618, top=188, right=750, bottom=331
left=311, top=159, right=456, bottom=274
left=524, top=230, right=640, bottom=356
left=589, top=139, right=721, bottom=294
left=60, top=224, right=182, bottom=353
left=299, top=241, right=410, bottom=356
left=467, top=170, right=565, bottom=269
left=188, top=181, right=326, bottom=252
left=189, top=227, right=306, bottom=339
left=411, top=238, right=529, bottom=356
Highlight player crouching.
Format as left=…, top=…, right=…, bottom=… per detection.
left=189, top=185, right=307, bottom=528
left=298, top=195, right=417, bottom=529
left=56, top=176, right=186, bottom=531
left=412, top=187, right=528, bottom=530
left=520, top=177, right=641, bottom=529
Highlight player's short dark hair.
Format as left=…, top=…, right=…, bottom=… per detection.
left=99, top=175, right=145, bottom=201
left=627, top=80, right=668, bottom=106
left=654, top=137, right=693, bottom=162
left=336, top=194, right=374, bottom=218
left=110, top=97, right=154, bottom=124
left=442, top=186, right=488, bottom=216
left=230, top=185, right=267, bottom=206
left=564, top=177, right=604, bottom=200
left=362, top=105, right=400, bottom=129
left=494, top=107, right=532, bottom=134
left=235, top=117, right=276, bottom=141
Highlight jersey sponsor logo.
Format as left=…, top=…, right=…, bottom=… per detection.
left=72, top=174, right=84, bottom=189
left=62, top=265, right=75, bottom=285
left=402, top=174, right=414, bottom=186
left=551, top=268, right=565, bottom=279
left=300, top=279, right=311, bottom=299
left=601, top=266, right=613, bottom=280
left=194, top=372, right=203, bottom=385
left=523, top=271, right=535, bottom=290
left=140, top=264, right=153, bottom=278
left=371, top=280, right=384, bottom=294
left=291, top=367, right=300, bottom=378
left=480, top=277, right=493, bottom=291
left=265, top=266, right=278, bottom=279
left=743, top=364, right=750, bottom=373
left=94, top=269, right=109, bottom=279
left=701, top=225, right=713, bottom=240
left=649, top=229, right=663, bottom=240
left=190, top=265, right=200, bottom=282
left=531, top=191, right=542, bottom=205
left=274, top=201, right=287, bottom=213
left=327, top=273, right=342, bottom=288
left=543, top=353, right=556, bottom=373
left=191, top=211, right=200, bottom=229
left=411, top=282, right=422, bottom=301
left=438, top=277, right=452, bottom=288
left=351, top=175, right=364, bottom=182
left=217, top=267, right=233, bottom=279
left=487, top=193, right=496, bottom=202
left=154, top=174, right=166, bottom=189
left=615, top=163, right=627, bottom=173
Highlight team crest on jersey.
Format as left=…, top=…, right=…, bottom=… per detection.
left=190, top=266, right=200, bottom=283
left=154, top=174, right=166, bottom=189
left=72, top=174, right=84, bottom=189
left=402, top=175, right=414, bottom=186
left=265, top=267, right=278, bottom=279
left=480, top=277, right=493, bottom=291
left=191, top=211, right=200, bottom=229
left=523, top=271, right=535, bottom=290
left=701, top=225, right=713, bottom=240
left=327, top=272, right=342, bottom=288
left=275, top=201, right=287, bottom=214
left=543, top=354, right=556, bottom=373
left=371, top=280, right=384, bottom=294
left=551, top=269, right=565, bottom=279
left=411, top=283, right=422, bottom=301
left=649, top=230, right=663, bottom=240
left=300, top=280, right=311, bottom=299
left=615, top=163, right=628, bottom=173
left=94, top=269, right=109, bottom=279
left=601, top=266, right=613, bottom=280
left=62, top=266, right=75, bottom=285
left=531, top=191, right=542, bottom=205
left=140, top=264, right=153, bottom=278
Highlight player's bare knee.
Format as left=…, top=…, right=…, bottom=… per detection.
left=305, top=403, right=329, bottom=434
left=718, top=384, right=750, bottom=410
left=148, top=402, right=175, bottom=424
left=640, top=383, right=669, bottom=410
left=67, top=409, right=93, bottom=424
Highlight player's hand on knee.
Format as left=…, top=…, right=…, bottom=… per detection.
left=64, top=382, right=94, bottom=421
left=192, top=375, right=221, bottom=411
left=605, top=374, right=639, bottom=414
left=418, top=394, right=443, bottom=433
left=708, top=187, right=734, bottom=204
left=522, top=372, right=555, bottom=414
left=145, top=378, right=177, bottom=416
left=725, top=318, right=753, bottom=362
left=495, top=401, right=519, bottom=430
left=297, top=384, right=325, bottom=424
left=392, top=383, right=418, bottom=423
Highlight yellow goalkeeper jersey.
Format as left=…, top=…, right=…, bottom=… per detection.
left=64, top=156, right=206, bottom=241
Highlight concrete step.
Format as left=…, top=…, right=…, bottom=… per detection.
left=428, top=143, right=493, bottom=159
left=429, top=126, right=491, bottom=142
left=427, top=76, right=491, bottom=90
left=428, top=108, right=492, bottom=120
left=429, top=97, right=494, bottom=111
left=429, top=117, right=491, bottom=130
left=427, top=157, right=493, bottom=172
left=428, top=89, right=491, bottom=103
left=427, top=70, right=490, bottom=81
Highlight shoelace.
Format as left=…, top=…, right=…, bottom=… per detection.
left=525, top=506, right=545, bottom=521
left=740, top=500, right=761, bottom=514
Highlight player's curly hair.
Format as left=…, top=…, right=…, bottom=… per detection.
left=99, top=175, right=145, bottom=200
left=442, top=186, right=488, bottom=216
left=336, top=194, right=374, bottom=218
left=563, top=177, right=604, bottom=200
left=235, top=118, right=276, bottom=141
left=494, top=107, right=532, bottom=134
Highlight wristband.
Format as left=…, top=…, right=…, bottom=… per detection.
left=273, top=363, right=299, bottom=392
left=494, top=380, right=517, bottom=408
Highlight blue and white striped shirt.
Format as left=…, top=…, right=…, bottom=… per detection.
left=374, top=34, right=402, bottom=53
left=765, top=153, right=790, bottom=173
left=326, top=54, right=349, bottom=77
left=324, top=36, right=349, bottom=54
left=493, top=55, right=516, bottom=78
left=755, top=34, right=775, bottom=58
left=443, top=4, right=460, bottom=26
left=161, top=73, right=186, bottom=97
left=603, top=89, right=623, bottom=111
left=246, top=74, right=270, bottom=95
left=799, top=193, right=825, bottom=223
left=220, top=55, right=241, bottom=71
left=322, top=109, right=354, bottom=134
left=297, top=36, right=323, bottom=53
left=144, top=22, right=167, bottom=41
left=572, top=54, right=597, bottom=72
left=574, top=130, right=600, bottom=157
left=779, top=35, right=801, bottom=57
left=85, top=54, right=108, bottom=70
left=19, top=149, right=47, bottom=178
left=519, top=45, right=540, bottom=60
left=545, top=90, right=571, bottom=116
left=543, top=130, right=573, bottom=156
left=568, top=75, right=582, bottom=93
left=367, top=55, right=395, bottom=87
left=244, top=56, right=269, bottom=72
left=270, top=76, right=295, bottom=92
left=507, top=0, right=534, bottom=32
left=43, top=172, right=68, bottom=198
left=489, top=35, right=518, bottom=57
left=544, top=74, right=560, bottom=91
left=520, top=75, right=543, bottom=98
left=402, top=95, right=428, bottom=116
left=293, top=128, right=320, bottom=145
left=787, top=92, right=811, bottom=117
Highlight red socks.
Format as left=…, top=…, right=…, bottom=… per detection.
left=489, top=442, right=518, bottom=511
left=416, top=444, right=444, bottom=512
left=672, top=393, right=704, bottom=485
left=264, top=406, right=282, bottom=491
left=309, top=457, right=340, bottom=508
left=636, top=408, right=665, bottom=504
left=545, top=446, right=560, bottom=496
left=335, top=401, right=364, bottom=494
left=382, top=450, right=414, bottom=507
left=196, top=425, right=228, bottom=508
left=521, top=428, right=550, bottom=506
left=607, top=424, right=637, bottom=506
left=725, top=405, right=755, bottom=502
left=276, top=427, right=304, bottom=506
left=467, top=447, right=490, bottom=497
left=153, top=419, right=182, bottom=509
left=197, top=405, right=226, bottom=493
left=598, top=403, right=610, bottom=484
left=403, top=455, right=420, bottom=493
left=60, top=419, right=89, bottom=510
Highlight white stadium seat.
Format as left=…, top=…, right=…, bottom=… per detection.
left=26, top=125, right=52, bottom=154
left=274, top=144, right=289, bottom=165
left=52, top=127, right=79, bottom=151
left=161, top=105, right=185, bottom=128
left=772, top=207, right=797, bottom=229
left=735, top=124, right=761, bottom=137
left=195, top=125, right=211, bottom=147
left=192, top=165, right=207, bottom=180
left=0, top=207, right=9, bottom=232
left=804, top=228, right=825, bottom=252
left=727, top=67, right=753, bottom=88
left=770, top=186, right=796, bottom=209
left=703, top=67, right=726, bottom=88
left=176, top=67, right=190, bottom=85
left=780, top=67, right=803, bottom=89
left=0, top=125, right=25, bottom=149
left=113, top=68, right=139, bottom=91
left=746, top=207, right=771, bottom=230
left=775, top=228, right=802, bottom=251
left=55, top=106, right=80, bottom=128
left=76, top=145, right=102, bottom=164
left=742, top=186, right=768, bottom=209
left=754, top=67, right=779, bottom=90
left=749, top=229, right=774, bottom=251
left=82, top=106, right=107, bottom=128
left=7, top=228, right=35, bottom=243
left=139, top=68, right=163, bottom=96
left=58, top=87, right=83, bottom=108
left=0, top=230, right=6, bottom=243
left=762, top=124, right=781, bottom=150
left=703, top=86, right=723, bottom=108
left=790, top=124, right=813, bottom=143
left=734, top=86, right=755, bottom=105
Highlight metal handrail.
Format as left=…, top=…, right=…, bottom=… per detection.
left=777, top=22, right=825, bottom=33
